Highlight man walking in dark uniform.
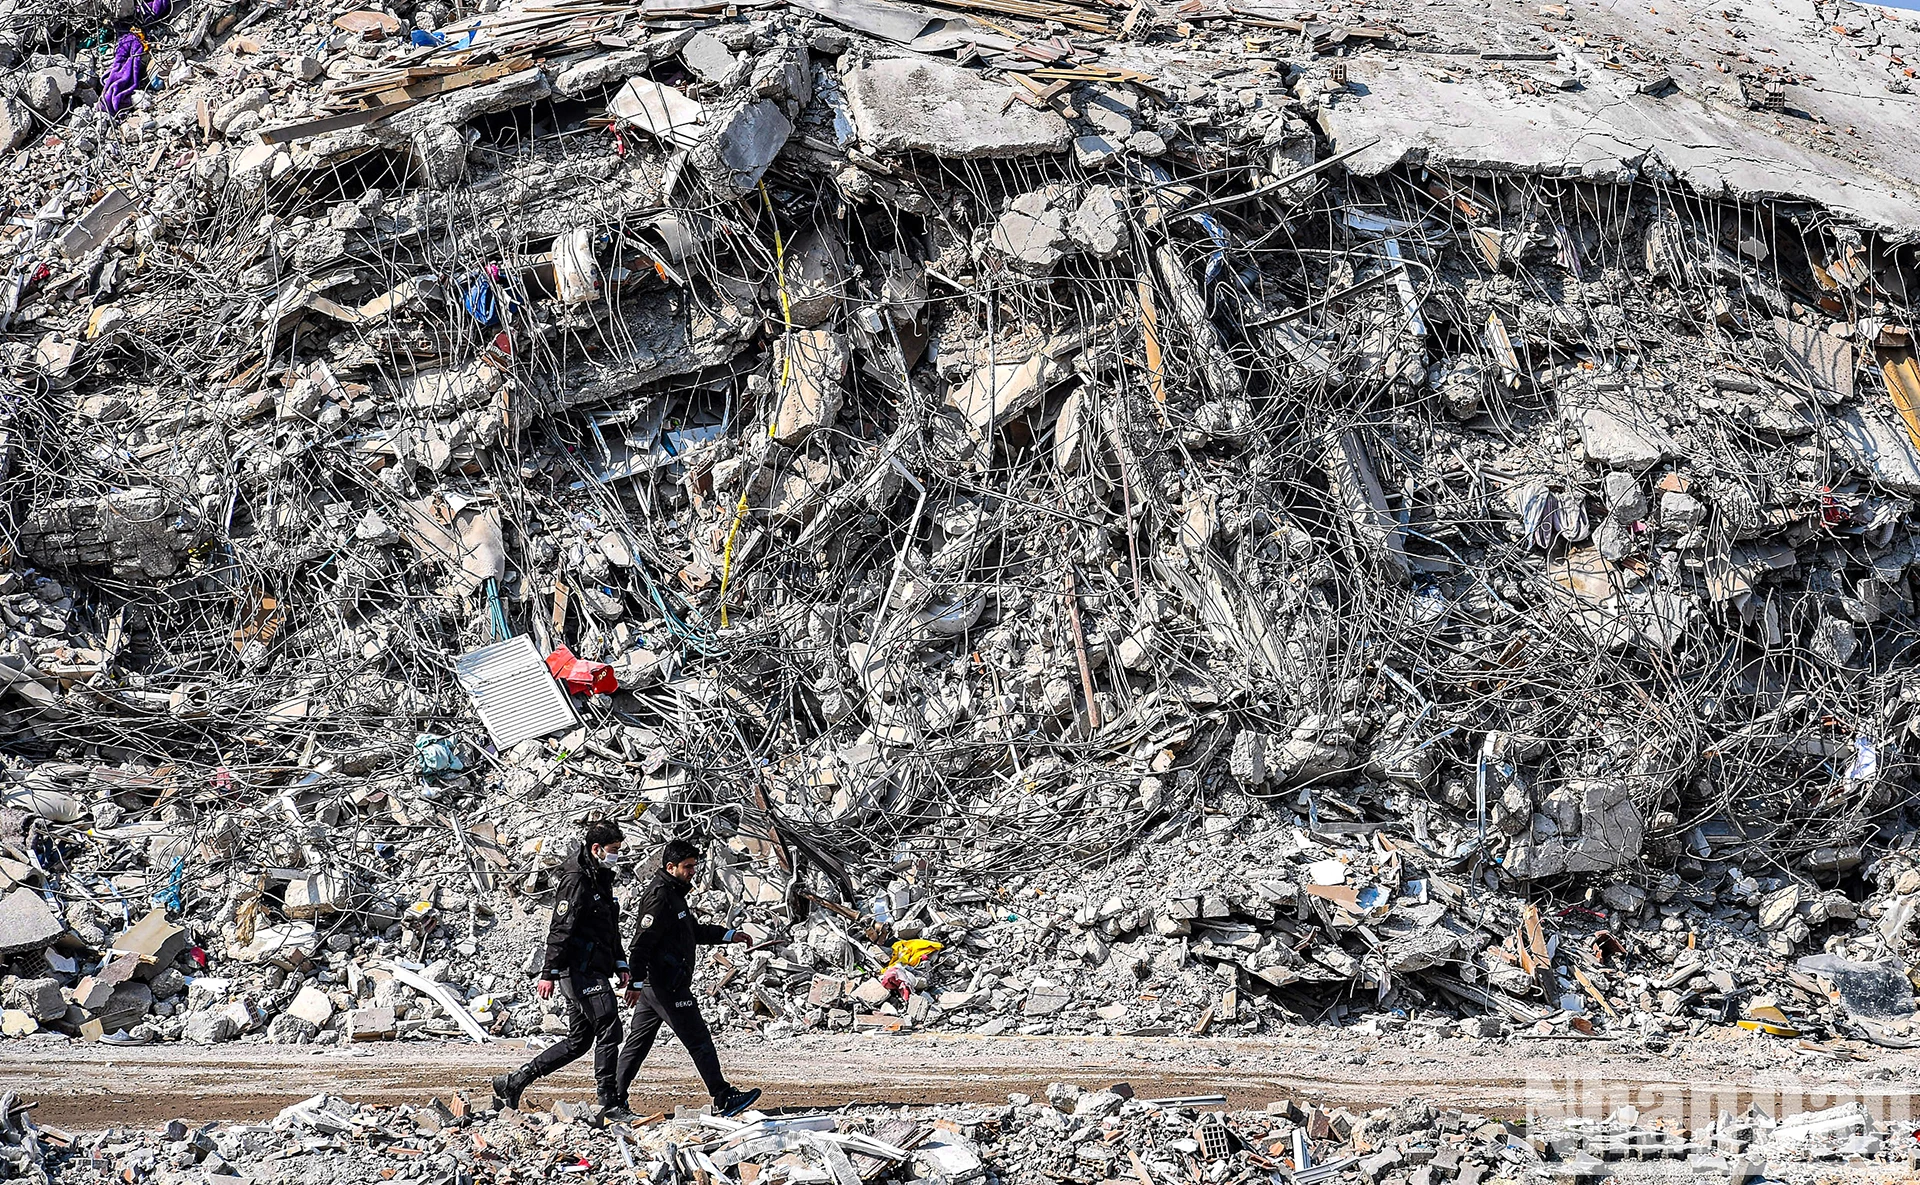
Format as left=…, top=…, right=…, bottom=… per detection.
left=612, top=837, right=760, bottom=1117
left=492, top=820, right=630, bottom=1116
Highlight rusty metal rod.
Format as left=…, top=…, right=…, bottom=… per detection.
left=1063, top=560, right=1103, bottom=732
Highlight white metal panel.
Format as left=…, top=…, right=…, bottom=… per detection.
left=454, top=636, right=576, bottom=750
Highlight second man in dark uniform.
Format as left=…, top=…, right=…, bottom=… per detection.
left=611, top=837, right=760, bottom=1117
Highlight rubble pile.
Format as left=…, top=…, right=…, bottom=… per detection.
left=1, top=1092, right=51, bottom=1185
left=18, top=1086, right=1920, bottom=1185
left=6, top=0, right=1920, bottom=1053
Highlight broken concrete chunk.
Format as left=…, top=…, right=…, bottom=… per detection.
left=1830, top=407, right=1920, bottom=494
left=1072, top=134, right=1121, bottom=169
left=100, top=981, right=157, bottom=1031
left=752, top=43, right=811, bottom=107
left=1566, top=779, right=1642, bottom=872
left=185, top=1010, right=238, bottom=1044
left=781, top=226, right=849, bottom=328
left=0, top=95, right=31, bottom=152
left=1022, top=986, right=1071, bottom=1015
left=611, top=77, right=705, bottom=147
left=1658, top=489, right=1704, bottom=530
left=773, top=330, right=850, bottom=445
left=6, top=977, right=63, bottom=1022
left=764, top=454, right=838, bottom=527
left=1068, top=185, right=1127, bottom=259
left=287, top=984, right=336, bottom=1029
left=681, top=32, right=740, bottom=84
left=409, top=123, right=469, bottom=188
left=1774, top=316, right=1854, bottom=400
left=990, top=190, right=1070, bottom=270
left=285, top=872, right=345, bottom=918
left=72, top=976, right=113, bottom=1012
left=553, top=49, right=656, bottom=98
left=212, top=88, right=271, bottom=137
left=23, top=69, right=72, bottom=120
left=1510, top=778, right=1642, bottom=878
left=1570, top=404, right=1677, bottom=469
left=1127, top=129, right=1168, bottom=156
left=693, top=97, right=791, bottom=196
left=1083, top=88, right=1139, bottom=138
left=58, top=188, right=140, bottom=261
left=1759, top=884, right=1802, bottom=930
left=0, top=888, right=63, bottom=955
left=1601, top=471, right=1648, bottom=521
left=846, top=58, right=1070, bottom=158
left=946, top=335, right=1081, bottom=438
left=348, top=1005, right=398, bottom=1041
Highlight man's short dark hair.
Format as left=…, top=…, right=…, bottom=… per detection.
left=662, top=838, right=700, bottom=866
left=584, top=821, right=625, bottom=847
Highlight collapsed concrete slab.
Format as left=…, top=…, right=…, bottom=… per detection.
left=1316, top=57, right=1920, bottom=240
left=845, top=57, right=1070, bottom=158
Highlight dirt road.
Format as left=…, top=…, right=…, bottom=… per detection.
left=11, top=1029, right=1919, bottom=1132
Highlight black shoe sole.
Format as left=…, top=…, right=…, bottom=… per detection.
left=492, top=1075, right=525, bottom=1110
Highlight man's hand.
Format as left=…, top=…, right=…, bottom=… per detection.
left=726, top=929, right=749, bottom=944
left=617, top=968, right=631, bottom=988
left=624, top=987, right=641, bottom=1006
left=537, top=978, right=556, bottom=1000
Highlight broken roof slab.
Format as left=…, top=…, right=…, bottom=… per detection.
left=1316, top=56, right=1920, bottom=238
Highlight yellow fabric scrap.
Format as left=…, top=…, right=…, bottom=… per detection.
left=887, top=939, right=944, bottom=967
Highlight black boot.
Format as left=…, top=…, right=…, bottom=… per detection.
left=493, top=1070, right=530, bottom=1111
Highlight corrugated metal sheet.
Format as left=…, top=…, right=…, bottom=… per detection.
left=455, top=636, right=577, bottom=750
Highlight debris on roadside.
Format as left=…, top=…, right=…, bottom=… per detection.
left=17, top=1086, right=1920, bottom=1185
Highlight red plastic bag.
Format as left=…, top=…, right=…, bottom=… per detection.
left=546, top=646, right=618, bottom=695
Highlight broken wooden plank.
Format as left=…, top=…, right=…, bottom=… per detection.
left=1877, top=342, right=1920, bottom=453
left=366, top=59, right=527, bottom=107
left=259, top=100, right=419, bottom=144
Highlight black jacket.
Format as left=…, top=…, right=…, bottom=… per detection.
left=543, top=844, right=626, bottom=979
left=626, top=869, right=729, bottom=993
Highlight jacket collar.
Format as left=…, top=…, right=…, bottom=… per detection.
left=573, top=843, right=609, bottom=877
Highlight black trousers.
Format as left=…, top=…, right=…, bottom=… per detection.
left=521, top=972, right=624, bottom=1105
left=614, top=983, right=731, bottom=1104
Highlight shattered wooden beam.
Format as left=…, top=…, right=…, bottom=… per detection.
left=258, top=100, right=418, bottom=143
